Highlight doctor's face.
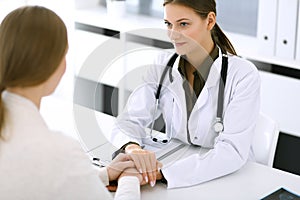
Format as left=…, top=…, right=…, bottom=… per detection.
left=164, top=3, right=213, bottom=56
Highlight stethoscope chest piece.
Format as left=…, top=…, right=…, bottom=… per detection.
left=213, top=118, right=224, bottom=133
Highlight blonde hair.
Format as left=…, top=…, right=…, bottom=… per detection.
left=0, top=6, right=68, bottom=138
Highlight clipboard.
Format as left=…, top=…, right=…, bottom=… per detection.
left=142, top=137, right=187, bottom=164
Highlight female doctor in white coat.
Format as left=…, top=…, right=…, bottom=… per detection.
left=110, top=0, right=261, bottom=189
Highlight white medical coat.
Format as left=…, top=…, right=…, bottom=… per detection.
left=111, top=49, right=261, bottom=188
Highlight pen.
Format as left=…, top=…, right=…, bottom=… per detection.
left=157, top=143, right=185, bottom=161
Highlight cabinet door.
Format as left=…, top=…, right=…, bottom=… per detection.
left=256, top=0, right=278, bottom=56
left=217, top=0, right=259, bottom=37
left=296, top=2, right=300, bottom=61
left=216, top=0, right=277, bottom=57
left=275, top=0, right=298, bottom=59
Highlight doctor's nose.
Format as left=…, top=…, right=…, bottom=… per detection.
left=168, top=29, right=181, bottom=41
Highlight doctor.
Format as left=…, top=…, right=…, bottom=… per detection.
left=110, top=0, right=260, bottom=188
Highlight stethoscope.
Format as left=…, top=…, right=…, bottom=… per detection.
left=150, top=50, right=228, bottom=144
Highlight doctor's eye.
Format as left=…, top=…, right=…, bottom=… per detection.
left=180, top=22, right=189, bottom=27
left=164, top=21, right=172, bottom=28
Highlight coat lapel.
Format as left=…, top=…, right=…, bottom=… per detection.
left=166, top=54, right=222, bottom=114
left=194, top=57, right=222, bottom=110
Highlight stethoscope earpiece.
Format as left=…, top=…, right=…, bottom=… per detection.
left=152, top=137, right=169, bottom=144
left=161, top=139, right=168, bottom=143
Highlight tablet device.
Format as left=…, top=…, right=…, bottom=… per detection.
left=261, top=187, right=300, bottom=200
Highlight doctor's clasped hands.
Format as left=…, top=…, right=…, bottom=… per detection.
left=124, top=143, right=163, bottom=187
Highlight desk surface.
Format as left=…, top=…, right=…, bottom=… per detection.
left=90, top=110, right=300, bottom=199
left=41, top=100, right=300, bottom=200
left=141, top=161, right=300, bottom=200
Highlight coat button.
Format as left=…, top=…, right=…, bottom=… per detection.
left=194, top=136, right=198, bottom=140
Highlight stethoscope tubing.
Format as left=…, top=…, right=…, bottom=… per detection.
left=150, top=51, right=228, bottom=143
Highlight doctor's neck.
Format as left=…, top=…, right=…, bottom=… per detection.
left=185, top=41, right=215, bottom=68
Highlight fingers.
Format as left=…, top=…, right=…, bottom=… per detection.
left=110, top=156, right=134, bottom=172
left=118, top=167, right=144, bottom=184
left=129, top=151, right=149, bottom=183
left=106, top=185, right=118, bottom=192
left=108, top=150, right=160, bottom=185
left=139, top=154, right=148, bottom=183
left=156, top=161, right=163, bottom=180
left=129, top=151, right=144, bottom=174
left=114, top=153, right=131, bottom=162
left=121, top=160, right=135, bottom=169
left=127, top=149, right=158, bottom=187
left=157, top=161, right=163, bottom=171
left=108, top=155, right=135, bottom=181
left=147, top=152, right=157, bottom=187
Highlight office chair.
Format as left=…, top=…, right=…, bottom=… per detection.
left=252, top=112, right=279, bottom=167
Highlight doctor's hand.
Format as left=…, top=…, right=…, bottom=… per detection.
left=125, top=144, right=162, bottom=187
left=106, top=153, right=135, bottom=182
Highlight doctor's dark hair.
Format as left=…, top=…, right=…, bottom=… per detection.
left=163, top=0, right=237, bottom=55
left=0, top=6, right=68, bottom=137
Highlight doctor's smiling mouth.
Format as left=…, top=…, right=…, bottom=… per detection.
left=173, top=41, right=187, bottom=48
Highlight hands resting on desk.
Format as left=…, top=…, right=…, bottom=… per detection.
left=124, top=143, right=162, bottom=187
left=106, top=146, right=162, bottom=191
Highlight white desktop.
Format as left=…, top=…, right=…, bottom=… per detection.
left=41, top=97, right=300, bottom=200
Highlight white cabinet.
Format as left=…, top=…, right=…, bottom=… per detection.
left=256, top=0, right=278, bottom=57
left=217, top=0, right=259, bottom=37
left=217, top=0, right=277, bottom=56
left=73, top=29, right=164, bottom=112
left=216, top=0, right=300, bottom=67
left=100, top=0, right=300, bottom=68
left=296, top=4, right=300, bottom=61
left=275, top=0, right=298, bottom=59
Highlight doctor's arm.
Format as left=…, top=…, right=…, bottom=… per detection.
left=110, top=88, right=162, bottom=186
left=110, top=62, right=169, bottom=186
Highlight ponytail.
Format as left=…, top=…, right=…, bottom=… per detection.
left=212, top=23, right=237, bottom=55
left=0, top=86, right=5, bottom=140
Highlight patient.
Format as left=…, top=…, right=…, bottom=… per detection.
left=0, top=6, right=142, bottom=200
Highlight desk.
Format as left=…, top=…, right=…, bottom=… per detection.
left=91, top=112, right=300, bottom=199
left=141, top=162, right=300, bottom=200
left=89, top=110, right=300, bottom=199
left=41, top=101, right=300, bottom=199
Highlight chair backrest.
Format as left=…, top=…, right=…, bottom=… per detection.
left=252, top=112, right=279, bottom=167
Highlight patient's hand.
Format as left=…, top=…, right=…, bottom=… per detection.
left=119, top=167, right=147, bottom=185
left=107, top=153, right=135, bottom=182
left=119, top=163, right=163, bottom=186
left=156, top=169, right=163, bottom=180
